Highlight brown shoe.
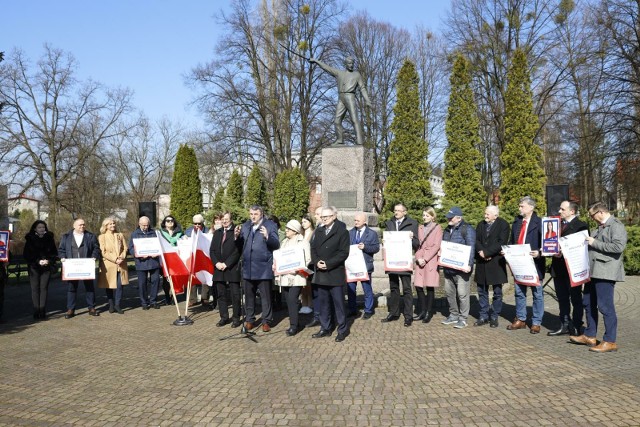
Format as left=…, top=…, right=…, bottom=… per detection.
left=244, top=322, right=254, bottom=331
left=530, top=325, right=541, bottom=334
left=262, top=323, right=271, bottom=332
left=64, top=310, right=75, bottom=319
left=589, top=341, right=618, bottom=353
left=569, top=335, right=597, bottom=347
left=88, top=308, right=99, bottom=317
left=507, top=319, right=527, bottom=330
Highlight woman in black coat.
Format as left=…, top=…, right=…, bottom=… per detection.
left=23, top=220, right=58, bottom=319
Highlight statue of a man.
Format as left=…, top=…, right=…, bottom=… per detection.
left=310, top=56, right=371, bottom=145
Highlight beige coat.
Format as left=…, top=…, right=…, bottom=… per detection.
left=98, top=232, right=129, bottom=289
left=275, top=234, right=310, bottom=287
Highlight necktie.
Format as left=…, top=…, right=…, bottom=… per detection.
left=325, top=227, right=330, bottom=236
left=396, top=220, right=401, bottom=231
left=486, top=221, right=493, bottom=236
left=221, top=228, right=227, bottom=245
left=561, top=220, right=568, bottom=233
left=355, top=229, right=361, bottom=244
left=517, top=219, right=527, bottom=244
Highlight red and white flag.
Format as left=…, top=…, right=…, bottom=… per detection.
left=188, top=230, right=214, bottom=285
left=157, top=231, right=190, bottom=294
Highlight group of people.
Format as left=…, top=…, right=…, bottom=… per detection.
left=2, top=196, right=627, bottom=352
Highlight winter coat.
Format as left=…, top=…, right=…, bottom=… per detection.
left=475, top=217, right=510, bottom=285
left=238, top=218, right=280, bottom=280
left=311, top=223, right=350, bottom=286
left=210, top=224, right=242, bottom=283
left=23, top=231, right=57, bottom=271
left=98, top=232, right=129, bottom=289
left=128, top=227, right=161, bottom=271
left=275, top=234, right=310, bottom=287
left=413, top=222, right=443, bottom=287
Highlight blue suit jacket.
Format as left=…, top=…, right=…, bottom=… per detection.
left=349, top=226, right=380, bottom=272
left=511, top=213, right=545, bottom=281
left=238, top=218, right=280, bottom=280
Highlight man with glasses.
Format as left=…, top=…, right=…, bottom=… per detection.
left=235, top=205, right=280, bottom=332
left=58, top=218, right=101, bottom=319
left=382, top=204, right=419, bottom=326
left=210, top=212, right=242, bottom=328
left=548, top=201, right=588, bottom=336
left=129, top=216, right=161, bottom=310
left=570, top=202, right=627, bottom=353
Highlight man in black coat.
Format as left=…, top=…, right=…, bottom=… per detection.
left=210, top=212, right=243, bottom=328
left=474, top=205, right=510, bottom=328
left=548, top=201, right=589, bottom=336
left=382, top=204, right=419, bottom=326
left=310, top=207, right=351, bottom=342
left=58, top=218, right=101, bottom=319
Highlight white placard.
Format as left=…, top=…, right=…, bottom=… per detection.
left=502, top=244, right=539, bottom=286
left=273, top=246, right=307, bottom=276
left=62, top=258, right=96, bottom=281
left=133, top=238, right=162, bottom=257
left=438, top=240, right=472, bottom=272
left=559, top=230, right=590, bottom=287
left=383, top=231, right=413, bottom=272
left=345, top=245, right=369, bottom=283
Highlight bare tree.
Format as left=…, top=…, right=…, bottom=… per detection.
left=0, top=46, right=134, bottom=232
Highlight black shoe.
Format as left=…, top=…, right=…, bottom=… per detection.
left=381, top=315, right=399, bottom=323
left=115, top=306, right=124, bottom=314
left=404, top=318, right=413, bottom=327
left=142, top=305, right=150, bottom=311
left=362, top=312, right=373, bottom=320
left=108, top=303, right=115, bottom=314
left=422, top=312, right=433, bottom=324
left=217, top=318, right=230, bottom=327
left=40, top=309, right=47, bottom=320
left=151, top=303, right=161, bottom=309
left=489, top=318, right=499, bottom=328
left=231, top=319, right=242, bottom=328
left=474, top=318, right=489, bottom=327
left=285, top=328, right=298, bottom=336
left=335, top=333, right=346, bottom=342
left=312, top=330, right=331, bottom=338
left=306, top=319, right=321, bottom=328
left=413, top=311, right=426, bottom=321
left=348, top=310, right=361, bottom=318
left=547, top=325, right=570, bottom=336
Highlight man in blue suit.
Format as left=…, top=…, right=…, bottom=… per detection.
left=234, top=205, right=280, bottom=332
left=506, top=196, right=545, bottom=334
left=347, top=213, right=380, bottom=319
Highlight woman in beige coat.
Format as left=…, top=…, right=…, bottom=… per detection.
left=275, top=220, right=310, bottom=336
left=98, top=217, right=129, bottom=314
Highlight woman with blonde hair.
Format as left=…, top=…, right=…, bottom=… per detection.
left=413, top=207, right=443, bottom=323
left=98, top=217, right=129, bottom=314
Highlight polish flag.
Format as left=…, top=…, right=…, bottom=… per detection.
left=157, top=231, right=190, bottom=294
left=188, top=230, right=214, bottom=285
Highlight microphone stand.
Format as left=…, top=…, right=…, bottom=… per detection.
left=219, top=279, right=257, bottom=343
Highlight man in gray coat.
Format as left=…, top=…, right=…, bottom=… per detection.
left=570, top=202, right=627, bottom=353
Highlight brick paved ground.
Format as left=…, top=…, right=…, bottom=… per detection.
left=1, top=276, right=639, bottom=426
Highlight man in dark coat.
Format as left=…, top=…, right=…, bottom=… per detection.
left=128, top=216, right=161, bottom=309
left=58, top=218, right=101, bottom=319
left=310, top=207, right=351, bottom=342
left=507, top=196, right=546, bottom=334
left=474, top=205, right=510, bottom=328
left=211, top=212, right=243, bottom=328
left=382, top=204, right=419, bottom=326
left=347, top=212, right=380, bottom=319
left=548, top=201, right=589, bottom=336
left=235, top=205, right=280, bottom=332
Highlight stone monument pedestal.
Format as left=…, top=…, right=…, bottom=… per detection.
left=321, top=145, right=378, bottom=228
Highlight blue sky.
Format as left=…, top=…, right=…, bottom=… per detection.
left=3, top=1, right=450, bottom=128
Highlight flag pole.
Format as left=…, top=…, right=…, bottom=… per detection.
left=168, top=276, right=181, bottom=317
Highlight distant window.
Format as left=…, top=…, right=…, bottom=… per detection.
left=315, top=183, right=322, bottom=194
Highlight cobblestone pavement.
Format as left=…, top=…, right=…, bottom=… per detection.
left=1, top=276, right=639, bottom=426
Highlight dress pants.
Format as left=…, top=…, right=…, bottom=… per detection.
left=282, top=286, right=302, bottom=330
left=137, top=268, right=160, bottom=306
left=387, top=274, right=413, bottom=320
left=477, top=283, right=503, bottom=321
left=584, top=280, right=617, bottom=342
left=29, top=265, right=51, bottom=310
left=318, top=285, right=347, bottom=335
left=553, top=276, right=583, bottom=328
left=66, top=280, right=96, bottom=310
left=244, top=279, right=272, bottom=324
left=347, top=277, right=374, bottom=314
left=215, top=281, right=241, bottom=321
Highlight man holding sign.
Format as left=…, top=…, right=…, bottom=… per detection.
left=347, top=213, right=380, bottom=319
left=129, top=216, right=162, bottom=310
left=440, top=207, right=476, bottom=329
left=59, top=218, right=101, bottom=319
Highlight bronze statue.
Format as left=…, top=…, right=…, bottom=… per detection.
left=310, top=56, right=371, bottom=145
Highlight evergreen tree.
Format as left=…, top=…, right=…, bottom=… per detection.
left=224, top=169, right=246, bottom=222
left=272, top=168, right=309, bottom=226
left=384, top=59, right=433, bottom=223
left=443, top=53, right=486, bottom=226
left=211, top=186, right=224, bottom=214
left=245, top=165, right=268, bottom=209
left=169, top=144, right=203, bottom=228
left=500, top=49, right=546, bottom=218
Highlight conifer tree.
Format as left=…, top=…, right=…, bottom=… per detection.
left=224, top=169, right=245, bottom=221
left=169, top=144, right=203, bottom=228
left=245, top=165, right=268, bottom=209
left=272, top=168, right=309, bottom=226
left=443, top=53, right=486, bottom=226
left=500, top=49, right=546, bottom=218
left=384, top=59, right=433, bottom=223
left=211, top=186, right=224, bottom=213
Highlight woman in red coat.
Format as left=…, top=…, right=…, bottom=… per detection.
left=413, top=207, right=443, bottom=323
